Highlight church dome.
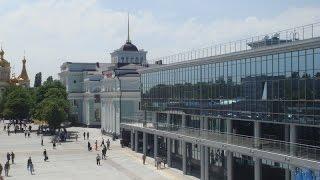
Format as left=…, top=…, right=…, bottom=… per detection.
left=120, top=41, right=138, bottom=51
left=0, top=48, right=10, bottom=68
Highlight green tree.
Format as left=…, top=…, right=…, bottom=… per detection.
left=41, top=99, right=67, bottom=130
left=34, top=72, right=42, bottom=87
left=3, top=87, right=34, bottom=121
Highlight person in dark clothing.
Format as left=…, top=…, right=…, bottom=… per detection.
left=53, top=141, right=56, bottom=149
left=96, top=154, right=101, bottom=165
left=27, top=157, right=34, bottom=175
left=4, top=161, right=9, bottom=177
left=29, top=125, right=32, bottom=131
left=142, top=154, right=146, bottom=165
left=88, top=142, right=92, bottom=151
left=100, top=138, right=105, bottom=147
left=43, top=149, right=48, bottom=161
left=0, top=163, right=3, bottom=177
left=6, top=153, right=10, bottom=163
left=83, top=132, right=86, bottom=140
left=106, top=139, right=110, bottom=150
left=10, top=152, right=15, bottom=164
left=86, top=132, right=89, bottom=140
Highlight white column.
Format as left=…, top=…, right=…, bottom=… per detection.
left=227, top=151, right=233, bottom=180
left=143, top=132, right=147, bottom=155
left=182, top=141, right=187, bottom=174
left=167, top=113, right=170, bottom=125
left=200, top=145, right=205, bottom=180
left=167, top=138, right=171, bottom=167
left=135, top=131, right=139, bottom=152
left=254, top=121, right=261, bottom=180
left=131, top=130, right=134, bottom=151
left=82, top=100, right=86, bottom=125
left=226, top=119, right=232, bottom=143
left=204, top=146, right=209, bottom=180
left=86, top=99, right=90, bottom=126
left=182, top=115, right=186, bottom=127
left=290, top=124, right=297, bottom=180
left=154, top=135, right=158, bottom=158
left=203, top=117, right=208, bottom=130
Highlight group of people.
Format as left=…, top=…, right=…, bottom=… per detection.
left=0, top=152, right=15, bottom=177
left=86, top=136, right=111, bottom=166
left=3, top=124, right=32, bottom=136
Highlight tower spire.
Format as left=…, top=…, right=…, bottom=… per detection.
left=127, top=13, right=130, bottom=43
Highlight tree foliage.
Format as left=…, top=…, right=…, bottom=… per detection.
left=2, top=86, right=34, bottom=120
left=34, top=72, right=42, bottom=87
left=33, top=78, right=70, bottom=129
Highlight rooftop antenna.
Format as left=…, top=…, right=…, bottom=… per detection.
left=127, top=13, right=131, bottom=43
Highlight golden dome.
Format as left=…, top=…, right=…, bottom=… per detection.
left=0, top=48, right=10, bottom=68
left=17, top=56, right=29, bottom=81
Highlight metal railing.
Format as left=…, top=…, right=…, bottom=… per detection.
left=121, top=118, right=320, bottom=162
left=148, top=22, right=320, bottom=65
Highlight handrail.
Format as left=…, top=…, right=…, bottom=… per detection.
left=121, top=118, right=320, bottom=161
left=148, top=22, right=320, bottom=65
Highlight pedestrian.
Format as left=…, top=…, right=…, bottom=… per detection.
left=0, top=163, right=3, bottom=177
left=53, top=140, right=56, bottom=149
left=29, top=125, right=32, bottom=132
left=41, top=137, right=44, bottom=146
left=96, top=154, right=101, bottom=165
left=3, top=125, right=6, bottom=131
left=28, top=131, right=30, bottom=138
left=86, top=132, right=89, bottom=140
left=83, top=132, right=86, bottom=140
left=24, top=130, right=27, bottom=138
left=88, top=142, right=91, bottom=151
left=95, top=140, right=98, bottom=151
left=75, top=134, right=78, bottom=141
left=142, top=154, right=146, bottom=165
left=100, top=138, right=105, bottom=147
left=10, top=152, right=15, bottom=164
left=4, top=161, right=9, bottom=177
left=106, top=139, right=110, bottom=150
left=43, top=149, right=48, bottom=161
left=27, top=157, right=34, bottom=175
left=6, top=152, right=10, bottom=162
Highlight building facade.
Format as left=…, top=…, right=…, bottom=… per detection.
left=120, top=23, right=320, bottom=180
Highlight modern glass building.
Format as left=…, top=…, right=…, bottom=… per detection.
left=121, top=23, right=320, bottom=180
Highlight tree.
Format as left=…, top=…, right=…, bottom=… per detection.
left=2, top=87, right=34, bottom=121
left=32, top=77, right=70, bottom=130
left=34, top=72, right=42, bottom=87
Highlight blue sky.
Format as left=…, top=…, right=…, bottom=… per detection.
left=0, top=0, right=319, bottom=84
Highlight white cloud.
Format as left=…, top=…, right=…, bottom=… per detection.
left=0, top=1, right=319, bottom=85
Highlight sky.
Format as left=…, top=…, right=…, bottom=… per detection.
left=0, top=0, right=320, bottom=86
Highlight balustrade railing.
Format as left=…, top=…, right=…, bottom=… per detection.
left=121, top=118, right=320, bottom=162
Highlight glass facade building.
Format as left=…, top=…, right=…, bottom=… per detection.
left=142, top=48, right=320, bottom=126
left=120, top=23, right=320, bottom=180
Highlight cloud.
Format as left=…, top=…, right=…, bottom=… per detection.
left=0, top=1, right=319, bottom=85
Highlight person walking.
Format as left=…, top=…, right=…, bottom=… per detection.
left=0, top=163, right=3, bottom=177
left=6, top=152, right=10, bottom=163
left=27, top=131, right=30, bottom=138
left=27, top=157, right=34, bottom=175
left=53, top=140, right=56, bottom=149
left=86, top=132, right=89, bottom=140
left=87, top=142, right=92, bottom=151
left=4, top=161, right=9, bottom=177
left=3, top=125, right=6, bottom=131
left=24, top=130, right=27, bottom=138
left=83, top=132, right=86, bottom=140
left=142, top=154, right=146, bottom=165
left=100, top=138, right=105, bottom=147
left=43, top=149, right=48, bottom=161
left=96, top=154, right=101, bottom=165
left=10, top=152, right=15, bottom=164
left=41, top=136, right=44, bottom=146
left=107, top=139, right=111, bottom=150
left=95, top=140, right=98, bottom=151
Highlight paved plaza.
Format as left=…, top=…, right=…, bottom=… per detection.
left=0, top=122, right=195, bottom=180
